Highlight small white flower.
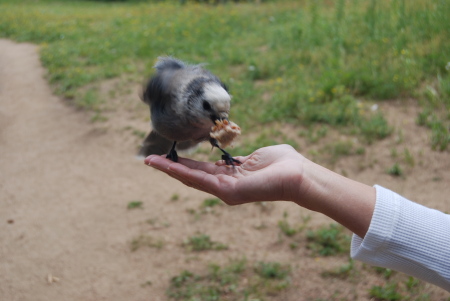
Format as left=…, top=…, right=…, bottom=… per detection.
left=371, top=104, right=378, bottom=111
left=248, top=65, right=256, bottom=71
left=445, top=62, right=450, bottom=71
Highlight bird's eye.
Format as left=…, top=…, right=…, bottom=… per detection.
left=203, top=101, right=212, bottom=111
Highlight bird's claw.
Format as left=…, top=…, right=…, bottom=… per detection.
left=210, top=138, right=240, bottom=166
left=166, top=148, right=179, bottom=162
left=221, top=153, right=241, bottom=166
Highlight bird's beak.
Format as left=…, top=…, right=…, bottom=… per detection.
left=210, top=112, right=229, bottom=124
left=210, top=115, right=219, bottom=124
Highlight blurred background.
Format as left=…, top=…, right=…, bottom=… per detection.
left=1, top=0, right=449, bottom=300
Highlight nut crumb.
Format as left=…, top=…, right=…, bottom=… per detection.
left=210, top=120, right=241, bottom=148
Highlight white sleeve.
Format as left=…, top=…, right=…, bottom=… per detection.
left=351, top=185, right=450, bottom=292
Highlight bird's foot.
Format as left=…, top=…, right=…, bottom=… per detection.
left=210, top=138, right=241, bottom=166
left=166, top=142, right=179, bottom=162
left=221, top=150, right=241, bottom=166
left=166, top=150, right=178, bottom=162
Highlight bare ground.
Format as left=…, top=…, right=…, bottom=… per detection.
left=0, top=39, right=449, bottom=300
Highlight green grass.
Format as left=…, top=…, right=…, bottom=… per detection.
left=1, top=0, right=449, bottom=149
left=306, top=223, right=350, bottom=256
left=201, top=197, right=223, bottom=208
left=130, top=234, right=164, bottom=251
left=277, top=211, right=310, bottom=239
left=183, top=233, right=228, bottom=251
left=322, top=140, right=355, bottom=164
left=374, top=267, right=396, bottom=280
left=277, top=214, right=309, bottom=238
left=127, top=200, right=143, bottom=209
left=278, top=219, right=298, bottom=237
left=369, top=283, right=403, bottom=301
left=254, top=261, right=290, bottom=280
left=299, top=125, right=328, bottom=143
left=405, top=276, right=420, bottom=292
left=197, top=197, right=223, bottom=214
left=167, top=259, right=291, bottom=300
left=321, top=258, right=355, bottom=279
left=403, top=148, right=415, bottom=167
left=387, top=163, right=403, bottom=177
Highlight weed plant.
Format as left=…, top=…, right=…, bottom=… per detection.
left=201, top=198, right=223, bottom=208
left=321, top=258, right=355, bottom=279
left=254, top=261, right=290, bottom=280
left=1, top=0, right=449, bottom=149
left=306, top=223, right=350, bottom=256
left=374, top=267, right=396, bottom=280
left=167, top=259, right=291, bottom=300
left=130, top=234, right=164, bottom=251
left=183, top=233, right=228, bottom=251
left=127, top=200, right=143, bottom=209
left=388, top=163, right=403, bottom=177
left=278, top=219, right=298, bottom=237
left=369, top=282, right=403, bottom=301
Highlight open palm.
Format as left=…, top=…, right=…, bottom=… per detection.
left=144, top=144, right=305, bottom=205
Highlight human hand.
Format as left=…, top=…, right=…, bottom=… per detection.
left=144, top=144, right=306, bottom=205
left=145, top=144, right=376, bottom=237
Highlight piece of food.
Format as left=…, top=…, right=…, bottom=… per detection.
left=210, top=119, right=241, bottom=148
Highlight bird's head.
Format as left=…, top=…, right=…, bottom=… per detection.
left=186, top=80, right=231, bottom=126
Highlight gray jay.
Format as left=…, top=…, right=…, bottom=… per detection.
left=139, top=57, right=240, bottom=165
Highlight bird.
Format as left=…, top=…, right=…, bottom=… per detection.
left=139, top=56, right=240, bottom=165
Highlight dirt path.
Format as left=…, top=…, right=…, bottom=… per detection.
left=1, top=39, right=449, bottom=300
left=0, top=39, right=206, bottom=301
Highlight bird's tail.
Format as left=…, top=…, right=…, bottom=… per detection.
left=138, top=130, right=173, bottom=157
left=138, top=130, right=198, bottom=157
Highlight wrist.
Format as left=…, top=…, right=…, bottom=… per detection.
left=288, top=158, right=376, bottom=237
left=287, top=158, right=328, bottom=211
left=280, top=155, right=319, bottom=207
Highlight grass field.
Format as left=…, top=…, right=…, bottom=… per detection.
left=1, top=0, right=449, bottom=151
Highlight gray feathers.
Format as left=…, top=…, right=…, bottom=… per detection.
left=139, top=57, right=231, bottom=157
left=154, top=56, right=186, bottom=72
left=138, top=130, right=197, bottom=157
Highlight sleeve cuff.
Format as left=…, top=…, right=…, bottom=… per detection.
left=350, top=184, right=401, bottom=264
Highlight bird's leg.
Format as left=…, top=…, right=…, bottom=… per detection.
left=210, top=139, right=241, bottom=166
left=166, top=141, right=179, bottom=162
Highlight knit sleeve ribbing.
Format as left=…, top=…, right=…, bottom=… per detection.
left=351, top=185, right=450, bottom=292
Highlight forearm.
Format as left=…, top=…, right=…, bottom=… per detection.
left=292, top=159, right=376, bottom=238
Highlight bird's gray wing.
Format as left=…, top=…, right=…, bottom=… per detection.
left=138, top=130, right=173, bottom=157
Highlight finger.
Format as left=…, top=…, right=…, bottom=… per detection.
left=176, top=157, right=221, bottom=174
left=145, top=156, right=219, bottom=188
left=144, top=155, right=175, bottom=170
left=176, top=156, right=241, bottom=177
left=215, top=155, right=250, bottom=166
left=167, top=162, right=218, bottom=186
left=145, top=155, right=238, bottom=198
left=146, top=158, right=219, bottom=196
left=146, top=155, right=229, bottom=179
left=174, top=165, right=226, bottom=196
